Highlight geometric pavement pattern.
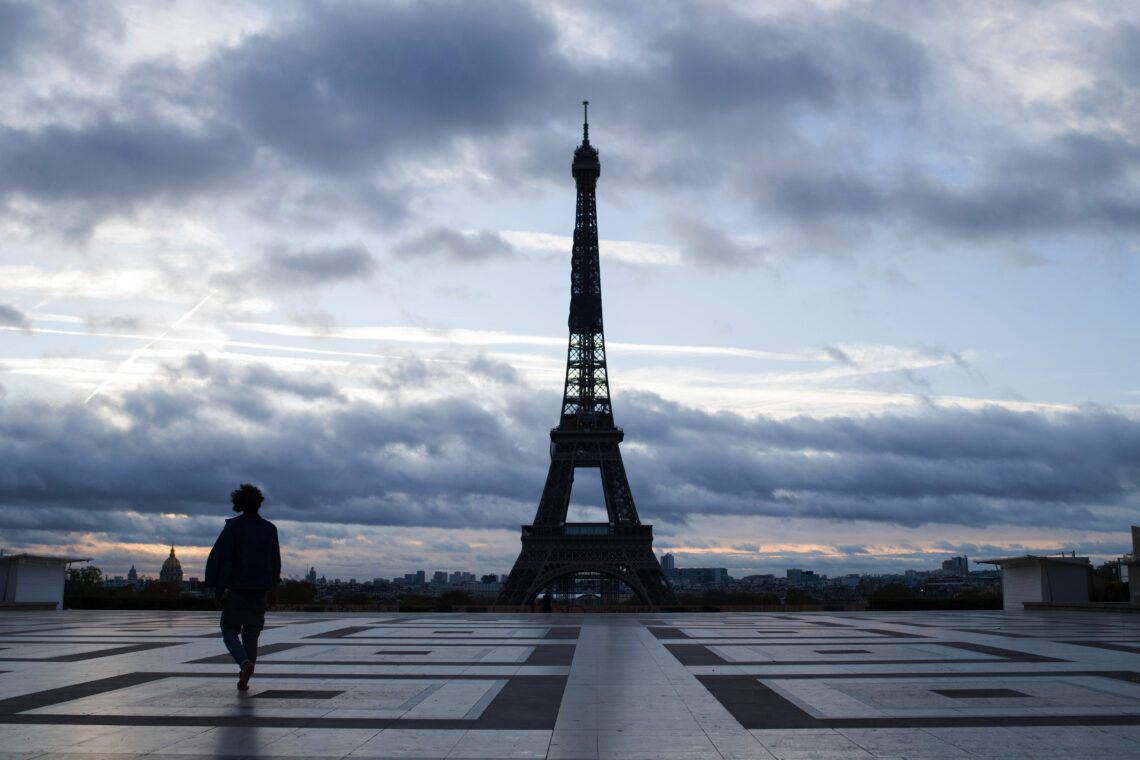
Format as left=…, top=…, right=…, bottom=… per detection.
left=1, top=609, right=1139, bottom=758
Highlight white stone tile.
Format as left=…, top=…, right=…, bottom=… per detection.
left=445, top=729, right=551, bottom=758
left=67, top=726, right=215, bottom=754
left=706, top=729, right=777, bottom=759
left=547, top=730, right=598, bottom=760
left=263, top=727, right=382, bottom=756
left=596, top=731, right=721, bottom=760
left=349, top=728, right=466, bottom=758
left=158, top=725, right=314, bottom=755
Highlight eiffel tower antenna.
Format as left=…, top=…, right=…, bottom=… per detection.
left=497, top=105, right=678, bottom=607
left=582, top=100, right=589, bottom=143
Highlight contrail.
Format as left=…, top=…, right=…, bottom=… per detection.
left=84, top=292, right=215, bottom=404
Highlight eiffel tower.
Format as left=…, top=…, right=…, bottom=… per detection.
left=497, top=103, right=678, bottom=607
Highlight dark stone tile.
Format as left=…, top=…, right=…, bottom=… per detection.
left=859, top=628, right=926, bottom=638
left=475, top=674, right=566, bottom=729
left=814, top=649, right=871, bottom=654
left=932, top=688, right=1032, bottom=699
left=955, top=627, right=1035, bottom=638
left=697, top=675, right=818, bottom=729
left=1066, top=641, right=1140, bottom=655
left=664, top=644, right=727, bottom=665
left=186, top=642, right=302, bottom=664
left=0, top=672, right=166, bottom=715
left=253, top=689, right=343, bottom=699
left=524, top=644, right=575, bottom=666
left=303, top=626, right=374, bottom=639
left=696, top=673, right=1140, bottom=729
left=0, top=642, right=184, bottom=663
left=944, top=641, right=1067, bottom=663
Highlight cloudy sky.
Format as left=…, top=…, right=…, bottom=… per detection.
left=2, top=0, right=1138, bottom=583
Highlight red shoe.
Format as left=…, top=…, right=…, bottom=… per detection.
left=237, top=661, right=254, bottom=691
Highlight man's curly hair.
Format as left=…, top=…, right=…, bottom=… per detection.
left=231, top=483, right=264, bottom=513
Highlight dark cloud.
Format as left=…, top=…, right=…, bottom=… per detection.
left=372, top=355, right=441, bottom=392
left=0, top=304, right=30, bottom=330
left=3, top=0, right=1133, bottom=256
left=751, top=131, right=1140, bottom=245
left=211, top=0, right=560, bottom=173
left=898, top=135, right=1140, bottom=239
left=0, top=120, right=249, bottom=202
left=0, top=117, right=252, bottom=237
left=0, top=1, right=37, bottom=72
left=619, top=392, right=1140, bottom=532
left=661, top=216, right=769, bottom=269
left=393, top=227, right=514, bottom=262
left=819, top=345, right=856, bottom=366
left=208, top=244, right=377, bottom=301
left=176, top=353, right=346, bottom=403
left=653, top=16, right=836, bottom=116
left=261, top=244, right=376, bottom=286
left=467, top=354, right=521, bottom=385
left=0, top=367, right=544, bottom=537
left=0, top=1, right=121, bottom=77
left=765, top=170, right=884, bottom=221
left=83, top=314, right=146, bottom=333
left=1105, top=22, right=1140, bottom=87
left=0, top=351, right=1136, bottom=546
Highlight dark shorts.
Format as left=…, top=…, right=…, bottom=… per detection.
left=220, top=589, right=268, bottom=627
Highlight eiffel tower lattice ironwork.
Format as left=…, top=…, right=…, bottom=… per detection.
left=497, top=103, right=678, bottom=607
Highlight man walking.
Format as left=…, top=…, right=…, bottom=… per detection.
left=205, top=484, right=281, bottom=691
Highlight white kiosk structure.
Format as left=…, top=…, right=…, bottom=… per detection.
left=0, top=552, right=91, bottom=610
left=978, top=553, right=1091, bottom=611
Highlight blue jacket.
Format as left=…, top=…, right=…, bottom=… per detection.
left=205, top=512, right=281, bottom=594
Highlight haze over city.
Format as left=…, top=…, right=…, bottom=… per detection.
left=1, top=0, right=1138, bottom=583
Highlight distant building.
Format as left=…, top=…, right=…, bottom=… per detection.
left=306, top=567, right=317, bottom=583
left=433, top=571, right=448, bottom=585
left=666, top=566, right=728, bottom=590
left=786, top=568, right=819, bottom=587
left=402, top=571, right=427, bottom=587
left=941, top=556, right=969, bottom=576
left=463, top=580, right=502, bottom=596
left=128, top=565, right=138, bottom=581
left=662, top=553, right=675, bottom=572
left=159, top=547, right=183, bottom=584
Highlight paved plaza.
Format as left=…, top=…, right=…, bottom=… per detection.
left=1, top=609, right=1139, bottom=758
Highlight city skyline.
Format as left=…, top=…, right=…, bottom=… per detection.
left=2, top=1, right=1139, bottom=584
left=76, top=545, right=1047, bottom=587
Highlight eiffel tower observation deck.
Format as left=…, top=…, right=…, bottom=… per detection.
left=497, top=104, right=678, bottom=607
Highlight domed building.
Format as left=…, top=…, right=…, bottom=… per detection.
left=159, top=546, right=183, bottom=584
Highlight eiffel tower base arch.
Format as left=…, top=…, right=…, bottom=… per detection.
left=497, top=525, right=677, bottom=606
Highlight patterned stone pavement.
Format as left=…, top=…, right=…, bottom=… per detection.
left=1, top=609, right=1139, bottom=758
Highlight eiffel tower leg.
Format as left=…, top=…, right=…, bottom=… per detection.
left=598, top=442, right=637, bottom=524
left=496, top=542, right=545, bottom=605
left=532, top=444, right=575, bottom=526
left=499, top=450, right=576, bottom=604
